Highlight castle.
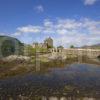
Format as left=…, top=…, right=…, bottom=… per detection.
left=32, top=37, right=53, bottom=49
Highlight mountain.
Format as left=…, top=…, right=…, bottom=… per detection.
left=81, top=44, right=100, bottom=49
left=0, top=36, right=24, bottom=57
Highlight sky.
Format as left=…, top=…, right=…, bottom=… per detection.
left=0, top=0, right=100, bottom=47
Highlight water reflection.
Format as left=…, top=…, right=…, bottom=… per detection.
left=0, top=63, right=100, bottom=99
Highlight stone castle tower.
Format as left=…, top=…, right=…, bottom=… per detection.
left=32, top=37, right=53, bottom=49
left=44, top=37, right=53, bottom=48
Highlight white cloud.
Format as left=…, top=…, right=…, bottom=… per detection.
left=84, top=0, right=98, bottom=5
left=12, top=32, right=22, bottom=36
left=34, top=5, right=44, bottom=13
left=0, top=33, right=5, bottom=35
left=17, top=25, right=42, bottom=33
left=0, top=32, right=11, bottom=36
left=54, top=33, right=100, bottom=47
left=56, top=19, right=82, bottom=29
left=12, top=18, right=100, bottom=47
left=44, top=19, right=53, bottom=27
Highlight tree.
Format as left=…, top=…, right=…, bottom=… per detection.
left=70, top=45, right=74, bottom=48
left=57, top=46, right=64, bottom=49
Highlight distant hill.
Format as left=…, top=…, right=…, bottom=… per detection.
left=0, top=36, right=24, bottom=57
left=81, top=44, right=100, bottom=49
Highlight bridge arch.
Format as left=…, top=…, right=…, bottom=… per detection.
left=97, top=55, right=100, bottom=59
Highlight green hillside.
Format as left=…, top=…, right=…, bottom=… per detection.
left=0, top=36, right=24, bottom=57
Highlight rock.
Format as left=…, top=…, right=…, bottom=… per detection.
left=2, top=55, right=31, bottom=62
left=48, top=53, right=66, bottom=60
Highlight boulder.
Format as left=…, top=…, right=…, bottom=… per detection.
left=2, top=55, right=31, bottom=62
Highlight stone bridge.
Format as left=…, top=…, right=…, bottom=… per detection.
left=50, top=48, right=100, bottom=59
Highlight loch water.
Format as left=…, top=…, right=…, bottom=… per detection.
left=0, top=63, right=100, bottom=100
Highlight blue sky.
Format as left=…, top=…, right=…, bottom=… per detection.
left=0, top=0, right=100, bottom=47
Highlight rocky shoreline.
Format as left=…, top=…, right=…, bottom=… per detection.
left=0, top=54, right=100, bottom=79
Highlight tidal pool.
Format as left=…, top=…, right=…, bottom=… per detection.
left=0, top=63, right=100, bottom=100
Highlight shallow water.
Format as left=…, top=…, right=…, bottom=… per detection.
left=0, top=63, right=100, bottom=99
